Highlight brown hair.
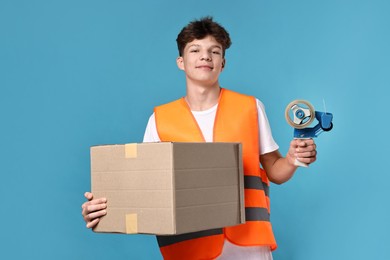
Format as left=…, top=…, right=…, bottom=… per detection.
left=176, top=16, right=232, bottom=57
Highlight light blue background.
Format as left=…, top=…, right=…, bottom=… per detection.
left=1, top=0, right=389, bottom=259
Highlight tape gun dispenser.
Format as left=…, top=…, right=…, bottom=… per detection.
left=285, top=100, right=333, bottom=167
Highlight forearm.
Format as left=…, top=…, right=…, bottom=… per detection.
left=262, top=139, right=317, bottom=184
left=266, top=155, right=297, bottom=185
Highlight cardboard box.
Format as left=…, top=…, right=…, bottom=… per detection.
left=90, top=142, right=244, bottom=235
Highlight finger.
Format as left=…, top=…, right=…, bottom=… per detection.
left=85, top=197, right=107, bottom=207
left=85, top=209, right=107, bottom=224
left=289, top=139, right=297, bottom=149
left=296, top=143, right=316, bottom=153
left=296, top=156, right=316, bottom=164
left=84, top=192, right=93, bottom=200
left=296, top=139, right=316, bottom=148
left=298, top=144, right=317, bottom=154
left=297, top=157, right=316, bottom=164
left=297, top=139, right=312, bottom=147
left=86, top=217, right=100, bottom=229
left=297, top=150, right=317, bottom=158
left=302, top=139, right=315, bottom=145
left=82, top=199, right=107, bottom=216
left=86, top=202, right=107, bottom=214
left=298, top=149, right=317, bottom=161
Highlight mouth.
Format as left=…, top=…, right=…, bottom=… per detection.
left=196, top=65, right=214, bottom=70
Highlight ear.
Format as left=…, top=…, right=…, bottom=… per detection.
left=176, top=56, right=185, bottom=71
left=221, top=58, right=226, bottom=71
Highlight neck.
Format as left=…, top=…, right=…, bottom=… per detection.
left=185, top=82, right=221, bottom=111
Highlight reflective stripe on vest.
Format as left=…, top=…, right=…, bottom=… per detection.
left=154, top=88, right=277, bottom=260
left=157, top=228, right=224, bottom=247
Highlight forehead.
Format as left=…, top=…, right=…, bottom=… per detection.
left=185, top=36, right=222, bottom=49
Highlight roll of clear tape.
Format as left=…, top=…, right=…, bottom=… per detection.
left=285, top=99, right=315, bottom=129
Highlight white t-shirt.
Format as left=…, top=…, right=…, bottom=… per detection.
left=143, top=98, right=277, bottom=259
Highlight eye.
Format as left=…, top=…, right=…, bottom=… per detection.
left=190, top=49, right=199, bottom=53
left=211, top=50, right=221, bottom=55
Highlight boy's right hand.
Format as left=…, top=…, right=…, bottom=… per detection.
left=81, top=192, right=107, bottom=229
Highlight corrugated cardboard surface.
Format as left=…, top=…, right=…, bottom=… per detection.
left=91, top=142, right=244, bottom=235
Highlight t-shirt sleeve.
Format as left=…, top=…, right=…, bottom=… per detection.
left=142, top=113, right=161, bottom=143
left=256, top=99, right=279, bottom=155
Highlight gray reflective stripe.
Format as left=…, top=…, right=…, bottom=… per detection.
left=157, top=228, right=223, bottom=247
left=244, top=176, right=269, bottom=197
left=245, top=207, right=270, bottom=221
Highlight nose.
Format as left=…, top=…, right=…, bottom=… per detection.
left=200, top=51, right=212, bottom=61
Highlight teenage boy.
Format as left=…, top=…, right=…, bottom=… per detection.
left=82, top=17, right=317, bottom=260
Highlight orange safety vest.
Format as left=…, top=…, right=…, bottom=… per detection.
left=154, top=88, right=277, bottom=260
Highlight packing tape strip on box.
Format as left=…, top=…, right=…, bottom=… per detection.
left=125, top=214, right=138, bottom=234
left=125, top=143, right=137, bottom=158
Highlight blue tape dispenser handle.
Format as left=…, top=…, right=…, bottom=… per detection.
left=285, top=100, right=333, bottom=167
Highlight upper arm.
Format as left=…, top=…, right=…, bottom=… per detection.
left=143, top=113, right=161, bottom=143
left=256, top=99, right=279, bottom=155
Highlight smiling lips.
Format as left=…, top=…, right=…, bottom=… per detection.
left=196, top=65, right=214, bottom=70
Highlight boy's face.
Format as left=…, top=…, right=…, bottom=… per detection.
left=177, top=35, right=225, bottom=86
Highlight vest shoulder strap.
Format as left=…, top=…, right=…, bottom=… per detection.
left=154, top=98, right=205, bottom=142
